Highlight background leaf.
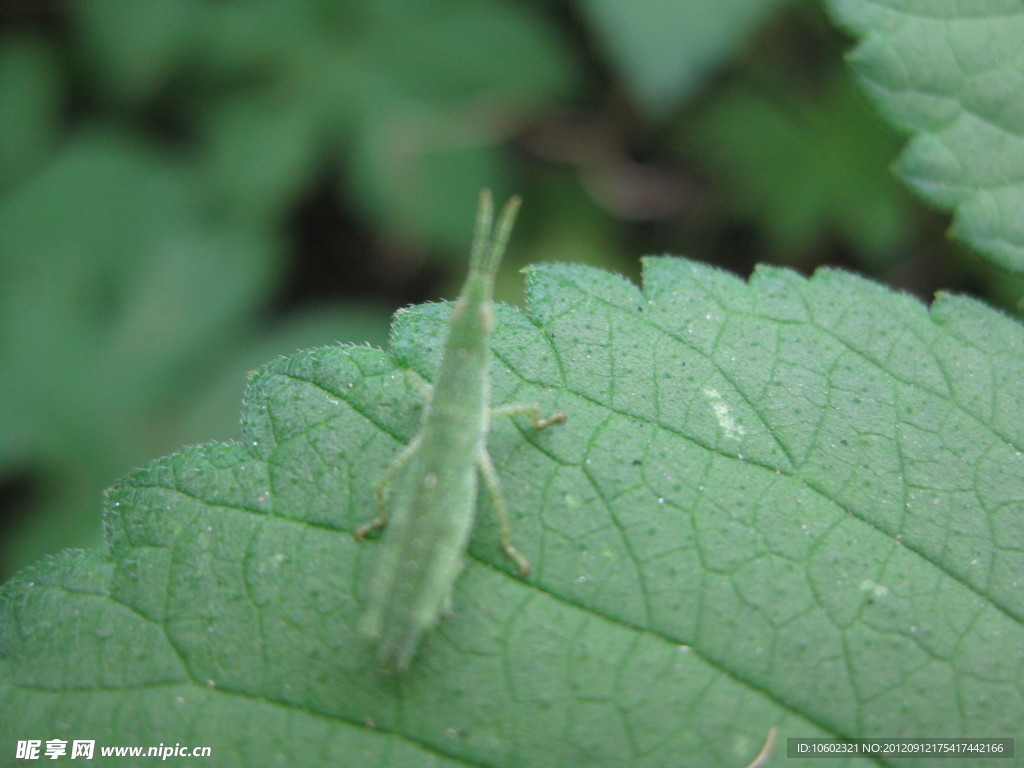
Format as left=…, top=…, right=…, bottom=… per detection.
left=0, top=131, right=277, bottom=570
left=0, top=34, right=61, bottom=193
left=684, top=72, right=917, bottom=266
left=825, top=0, right=1024, bottom=274
left=3, top=258, right=1021, bottom=766
left=0, top=130, right=391, bottom=576
left=578, top=0, right=785, bottom=117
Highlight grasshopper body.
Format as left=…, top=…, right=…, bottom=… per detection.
left=356, top=192, right=564, bottom=669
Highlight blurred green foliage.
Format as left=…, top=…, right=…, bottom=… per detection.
left=0, top=0, right=1016, bottom=578
left=581, top=0, right=785, bottom=115
left=684, top=75, right=916, bottom=267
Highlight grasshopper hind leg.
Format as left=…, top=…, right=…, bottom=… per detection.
left=477, top=448, right=533, bottom=576
left=479, top=401, right=565, bottom=575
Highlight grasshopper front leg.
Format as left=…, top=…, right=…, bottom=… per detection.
left=354, top=369, right=432, bottom=539
left=490, top=402, right=566, bottom=430
left=354, top=434, right=423, bottom=539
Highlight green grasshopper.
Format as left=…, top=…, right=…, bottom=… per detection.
left=356, top=191, right=565, bottom=670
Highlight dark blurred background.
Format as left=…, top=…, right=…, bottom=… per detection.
left=1, top=0, right=1018, bottom=579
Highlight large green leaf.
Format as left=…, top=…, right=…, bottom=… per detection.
left=826, top=0, right=1024, bottom=274
left=3, top=258, right=1022, bottom=766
